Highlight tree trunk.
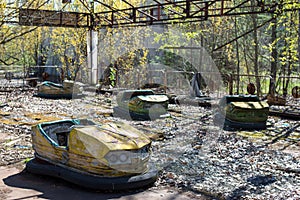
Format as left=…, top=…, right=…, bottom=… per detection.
left=234, top=16, right=240, bottom=94
left=283, top=51, right=292, bottom=97
left=251, top=0, right=261, bottom=96
left=299, top=3, right=300, bottom=76
left=243, top=46, right=251, bottom=83
left=269, top=17, right=277, bottom=96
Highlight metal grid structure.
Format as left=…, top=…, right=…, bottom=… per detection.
left=15, top=0, right=280, bottom=28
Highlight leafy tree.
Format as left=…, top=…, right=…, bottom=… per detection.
left=266, top=0, right=300, bottom=96
left=98, top=26, right=150, bottom=88
left=51, top=27, right=88, bottom=81
left=1, top=0, right=299, bottom=95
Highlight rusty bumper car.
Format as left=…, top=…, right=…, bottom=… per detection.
left=34, top=80, right=84, bottom=99
left=214, top=95, right=269, bottom=130
left=26, top=119, right=157, bottom=190
left=113, top=90, right=169, bottom=120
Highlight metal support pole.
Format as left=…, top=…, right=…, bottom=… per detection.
left=87, top=29, right=98, bottom=85
left=87, top=0, right=98, bottom=85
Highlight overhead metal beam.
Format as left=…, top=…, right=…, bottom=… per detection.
left=93, top=0, right=277, bottom=27
left=19, top=8, right=90, bottom=28
left=14, top=0, right=283, bottom=28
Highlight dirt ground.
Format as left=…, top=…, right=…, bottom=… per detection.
left=0, top=163, right=208, bottom=200
left=0, top=88, right=299, bottom=199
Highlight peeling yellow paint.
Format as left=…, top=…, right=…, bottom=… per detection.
left=32, top=119, right=152, bottom=177
left=238, top=130, right=300, bottom=142
left=0, top=112, right=62, bottom=126
left=238, top=131, right=269, bottom=139
left=0, top=111, right=11, bottom=116
left=0, top=118, right=20, bottom=125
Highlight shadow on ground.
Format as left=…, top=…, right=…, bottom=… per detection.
left=2, top=167, right=199, bottom=200
left=4, top=169, right=143, bottom=199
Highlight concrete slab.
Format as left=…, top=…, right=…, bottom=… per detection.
left=0, top=165, right=207, bottom=200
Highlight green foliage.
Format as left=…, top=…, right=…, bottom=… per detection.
left=51, top=27, right=88, bottom=80
left=0, top=0, right=5, bottom=20
left=0, top=0, right=299, bottom=94
left=98, top=26, right=150, bottom=87
left=272, top=1, right=300, bottom=60
left=109, top=66, right=116, bottom=86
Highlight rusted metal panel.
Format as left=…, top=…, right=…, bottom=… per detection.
left=19, top=8, right=89, bottom=28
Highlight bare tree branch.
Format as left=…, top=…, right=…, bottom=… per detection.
left=0, top=27, right=38, bottom=45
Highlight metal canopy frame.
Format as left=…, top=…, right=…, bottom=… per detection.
left=16, top=0, right=279, bottom=28
left=94, top=0, right=276, bottom=27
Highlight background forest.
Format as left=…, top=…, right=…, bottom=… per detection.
left=0, top=0, right=299, bottom=97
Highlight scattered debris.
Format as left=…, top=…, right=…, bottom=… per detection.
left=0, top=88, right=299, bottom=199
left=267, top=95, right=287, bottom=106
left=269, top=104, right=300, bottom=120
